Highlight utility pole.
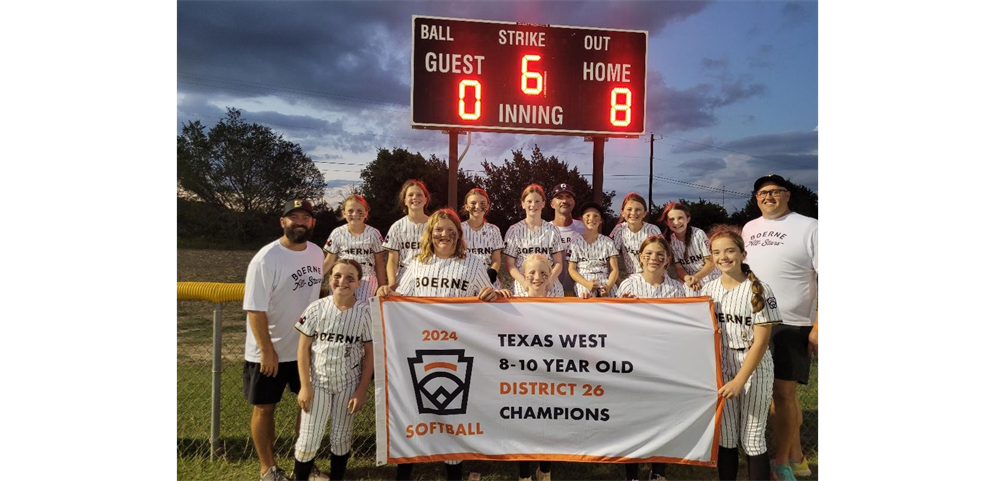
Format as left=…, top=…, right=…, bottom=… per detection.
left=648, top=133, right=655, bottom=210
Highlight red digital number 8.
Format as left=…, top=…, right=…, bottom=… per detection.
left=610, top=87, right=632, bottom=126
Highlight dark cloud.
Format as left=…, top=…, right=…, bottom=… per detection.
left=721, top=130, right=817, bottom=156
left=714, top=75, right=767, bottom=107
left=748, top=44, right=774, bottom=69
left=742, top=115, right=756, bottom=124
left=646, top=73, right=717, bottom=133
left=670, top=135, right=715, bottom=154
left=676, top=157, right=727, bottom=177
left=178, top=1, right=711, bottom=113
left=781, top=2, right=810, bottom=27
left=700, top=57, right=728, bottom=70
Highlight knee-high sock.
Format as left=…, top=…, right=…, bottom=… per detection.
left=718, top=447, right=739, bottom=481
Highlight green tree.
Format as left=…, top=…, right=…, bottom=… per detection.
left=177, top=108, right=325, bottom=214
left=729, top=178, right=818, bottom=225
left=358, top=148, right=480, bottom=235
left=677, top=198, right=730, bottom=234
left=480, top=145, right=616, bottom=234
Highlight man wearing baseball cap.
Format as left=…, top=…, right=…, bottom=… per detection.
left=243, top=199, right=327, bottom=481
left=740, top=175, right=818, bottom=481
left=549, top=183, right=586, bottom=296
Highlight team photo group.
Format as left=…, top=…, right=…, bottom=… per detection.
left=242, top=173, right=818, bottom=481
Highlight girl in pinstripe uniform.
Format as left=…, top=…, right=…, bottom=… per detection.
left=292, top=259, right=374, bottom=481
left=384, top=180, right=431, bottom=291
left=609, top=193, right=662, bottom=280
left=461, top=188, right=504, bottom=288
left=515, top=253, right=558, bottom=481
left=699, top=229, right=780, bottom=481
left=503, top=184, right=566, bottom=297
left=617, top=235, right=689, bottom=481
left=660, top=201, right=718, bottom=290
left=321, top=194, right=386, bottom=302
left=378, top=208, right=507, bottom=481
left=567, top=202, right=620, bottom=298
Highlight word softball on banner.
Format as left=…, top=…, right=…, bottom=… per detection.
left=370, top=297, right=723, bottom=466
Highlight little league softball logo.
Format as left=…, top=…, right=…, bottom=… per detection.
left=407, top=349, right=474, bottom=415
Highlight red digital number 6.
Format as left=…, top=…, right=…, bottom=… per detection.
left=521, top=55, right=543, bottom=95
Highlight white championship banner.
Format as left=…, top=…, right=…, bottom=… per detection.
left=370, top=297, right=723, bottom=466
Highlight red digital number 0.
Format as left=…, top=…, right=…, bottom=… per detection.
left=521, top=55, right=543, bottom=95
left=459, top=80, right=481, bottom=120
left=610, top=88, right=632, bottom=126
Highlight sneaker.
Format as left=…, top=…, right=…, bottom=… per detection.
left=773, top=463, right=797, bottom=481
left=290, top=466, right=330, bottom=481
left=261, top=466, right=290, bottom=481
left=309, top=467, right=330, bottom=481
left=536, top=467, right=551, bottom=481
left=791, top=458, right=812, bottom=477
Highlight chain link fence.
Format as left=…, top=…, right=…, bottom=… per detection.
left=177, top=291, right=817, bottom=472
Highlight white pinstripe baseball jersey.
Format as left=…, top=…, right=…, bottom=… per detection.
left=610, top=222, right=662, bottom=276
left=554, top=220, right=586, bottom=294
left=567, top=234, right=618, bottom=279
left=461, top=221, right=503, bottom=267
left=323, top=224, right=384, bottom=279
left=504, top=220, right=566, bottom=296
left=383, top=216, right=427, bottom=277
left=396, top=254, right=492, bottom=298
left=670, top=226, right=718, bottom=283
left=617, top=273, right=691, bottom=298
left=699, top=278, right=781, bottom=350
left=294, top=297, right=373, bottom=392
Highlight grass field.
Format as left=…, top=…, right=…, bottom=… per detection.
left=178, top=248, right=817, bottom=480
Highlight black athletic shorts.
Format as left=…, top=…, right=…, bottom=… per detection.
left=769, top=324, right=813, bottom=384
left=243, top=361, right=301, bottom=405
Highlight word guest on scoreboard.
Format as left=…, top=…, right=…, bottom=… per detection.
left=411, top=15, right=648, bottom=137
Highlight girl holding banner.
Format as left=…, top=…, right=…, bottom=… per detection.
left=617, top=235, right=690, bottom=481
left=699, top=229, right=780, bottom=481
left=515, top=253, right=557, bottom=481
left=377, top=208, right=507, bottom=481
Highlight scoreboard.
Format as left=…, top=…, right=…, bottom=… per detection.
left=411, top=16, right=648, bottom=137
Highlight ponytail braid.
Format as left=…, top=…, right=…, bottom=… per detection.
left=742, top=263, right=765, bottom=313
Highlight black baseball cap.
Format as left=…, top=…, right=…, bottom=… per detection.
left=753, top=174, right=791, bottom=193
left=577, top=201, right=604, bottom=218
left=282, top=199, right=314, bottom=217
left=550, top=183, right=576, bottom=199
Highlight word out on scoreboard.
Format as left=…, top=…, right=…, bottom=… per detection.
left=411, top=16, right=648, bottom=137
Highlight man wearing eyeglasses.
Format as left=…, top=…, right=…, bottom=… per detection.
left=740, top=174, right=818, bottom=481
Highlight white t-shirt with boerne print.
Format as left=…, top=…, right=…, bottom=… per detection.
left=383, top=216, right=426, bottom=280
left=618, top=274, right=691, bottom=299
left=610, top=222, right=663, bottom=277
left=699, top=278, right=782, bottom=350
left=294, top=297, right=372, bottom=393
left=243, top=240, right=324, bottom=362
left=396, top=254, right=492, bottom=298
left=740, top=212, right=818, bottom=327
left=503, top=220, right=566, bottom=296
left=670, top=226, right=719, bottom=284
